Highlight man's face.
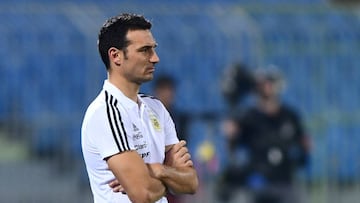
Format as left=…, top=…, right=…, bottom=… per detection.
left=256, top=78, right=278, bottom=99
left=121, top=29, right=159, bottom=84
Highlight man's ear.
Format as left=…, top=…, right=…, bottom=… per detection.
left=108, top=47, right=122, bottom=67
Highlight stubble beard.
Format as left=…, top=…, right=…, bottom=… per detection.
left=134, top=73, right=154, bottom=85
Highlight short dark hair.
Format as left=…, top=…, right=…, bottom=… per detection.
left=98, top=13, right=152, bottom=70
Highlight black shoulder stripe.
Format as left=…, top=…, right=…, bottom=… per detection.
left=114, top=100, right=131, bottom=151
left=110, top=95, right=131, bottom=152
left=105, top=91, right=130, bottom=152
left=105, top=91, right=121, bottom=151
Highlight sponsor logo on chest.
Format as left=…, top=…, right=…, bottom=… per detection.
left=132, top=123, right=150, bottom=159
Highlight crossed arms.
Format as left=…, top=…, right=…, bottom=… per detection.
left=106, top=140, right=199, bottom=203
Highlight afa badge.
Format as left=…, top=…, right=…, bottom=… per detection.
left=147, top=108, right=162, bottom=132
left=148, top=109, right=161, bottom=132
left=150, top=115, right=161, bottom=132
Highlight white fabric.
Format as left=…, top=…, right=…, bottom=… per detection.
left=82, top=80, right=179, bottom=203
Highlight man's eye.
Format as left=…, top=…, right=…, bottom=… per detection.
left=139, top=47, right=150, bottom=52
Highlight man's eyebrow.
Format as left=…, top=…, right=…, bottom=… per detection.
left=136, top=43, right=158, bottom=51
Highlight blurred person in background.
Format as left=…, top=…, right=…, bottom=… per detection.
left=153, top=74, right=190, bottom=203
left=81, top=13, right=198, bottom=203
left=153, top=75, right=189, bottom=142
left=218, top=66, right=310, bottom=203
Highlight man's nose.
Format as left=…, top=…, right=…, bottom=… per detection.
left=150, top=50, right=160, bottom=63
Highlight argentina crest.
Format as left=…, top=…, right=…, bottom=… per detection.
left=148, top=109, right=161, bottom=132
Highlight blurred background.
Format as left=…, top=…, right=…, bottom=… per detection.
left=1, top=0, right=360, bottom=202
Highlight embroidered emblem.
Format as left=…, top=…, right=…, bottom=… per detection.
left=147, top=110, right=161, bottom=132
left=150, top=115, right=161, bottom=131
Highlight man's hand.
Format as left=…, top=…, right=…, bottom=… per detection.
left=160, top=140, right=198, bottom=194
left=109, top=141, right=197, bottom=195
left=165, top=140, right=193, bottom=168
left=108, top=179, right=125, bottom=193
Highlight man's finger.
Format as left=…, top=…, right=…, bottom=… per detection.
left=183, top=153, right=191, bottom=160
left=170, top=140, right=187, bottom=153
left=185, top=159, right=193, bottom=167
left=113, top=185, right=125, bottom=193
left=108, top=179, right=120, bottom=188
left=113, top=185, right=124, bottom=193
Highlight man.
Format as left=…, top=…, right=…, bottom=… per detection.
left=220, top=67, right=310, bottom=203
left=153, top=75, right=189, bottom=142
left=81, top=13, right=198, bottom=203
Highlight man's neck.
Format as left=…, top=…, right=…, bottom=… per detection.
left=108, top=76, right=140, bottom=103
